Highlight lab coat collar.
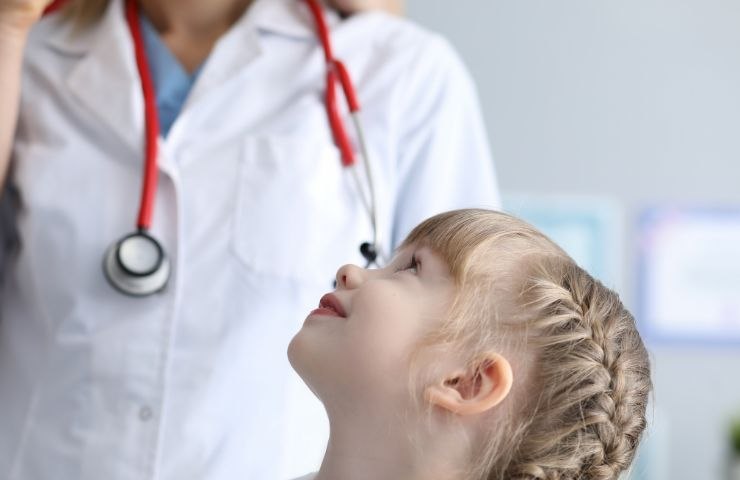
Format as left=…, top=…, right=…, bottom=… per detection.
left=188, top=0, right=342, bottom=96
left=60, top=0, right=145, bottom=161
left=44, top=0, right=341, bottom=55
left=248, top=0, right=342, bottom=40
left=182, top=0, right=341, bottom=108
left=182, top=3, right=263, bottom=110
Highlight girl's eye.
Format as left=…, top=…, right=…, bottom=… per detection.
left=396, top=254, right=419, bottom=274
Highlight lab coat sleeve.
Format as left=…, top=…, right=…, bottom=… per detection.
left=390, top=34, right=500, bottom=249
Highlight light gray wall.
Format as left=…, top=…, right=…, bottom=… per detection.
left=406, top=1, right=740, bottom=479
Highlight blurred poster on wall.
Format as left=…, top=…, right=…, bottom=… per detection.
left=503, top=194, right=624, bottom=291
left=638, top=208, right=740, bottom=342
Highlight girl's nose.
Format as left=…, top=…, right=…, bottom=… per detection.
left=335, top=264, right=366, bottom=290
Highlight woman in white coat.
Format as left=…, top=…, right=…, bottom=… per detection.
left=0, top=0, right=500, bottom=478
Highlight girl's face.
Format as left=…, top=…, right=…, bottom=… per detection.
left=288, top=245, right=455, bottom=415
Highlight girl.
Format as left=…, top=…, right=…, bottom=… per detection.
left=289, top=209, right=651, bottom=480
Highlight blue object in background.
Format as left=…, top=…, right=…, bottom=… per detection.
left=503, top=194, right=624, bottom=292
left=637, top=207, right=740, bottom=345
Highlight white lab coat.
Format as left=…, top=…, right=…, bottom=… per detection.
left=0, top=0, right=499, bottom=479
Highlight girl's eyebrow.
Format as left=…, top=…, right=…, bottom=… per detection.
left=412, top=245, right=432, bottom=258
left=392, top=251, right=413, bottom=267
left=391, top=245, right=414, bottom=260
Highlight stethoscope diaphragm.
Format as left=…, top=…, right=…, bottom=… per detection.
left=103, top=231, right=170, bottom=296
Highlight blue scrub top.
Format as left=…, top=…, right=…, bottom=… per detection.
left=140, top=15, right=204, bottom=137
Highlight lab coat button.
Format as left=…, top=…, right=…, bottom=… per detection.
left=139, top=406, right=154, bottom=421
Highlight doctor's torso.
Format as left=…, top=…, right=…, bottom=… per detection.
left=0, top=0, right=498, bottom=479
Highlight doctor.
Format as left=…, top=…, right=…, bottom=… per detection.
left=0, top=0, right=500, bottom=479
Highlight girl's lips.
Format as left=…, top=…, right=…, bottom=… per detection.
left=308, top=307, right=343, bottom=318
left=309, top=293, right=346, bottom=318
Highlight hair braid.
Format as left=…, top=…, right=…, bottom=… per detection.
left=500, top=259, right=651, bottom=480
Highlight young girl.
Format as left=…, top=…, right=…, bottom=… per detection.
left=288, top=208, right=651, bottom=480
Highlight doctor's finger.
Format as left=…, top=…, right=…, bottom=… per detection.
left=0, top=0, right=59, bottom=31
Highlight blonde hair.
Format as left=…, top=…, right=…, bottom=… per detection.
left=401, top=209, right=651, bottom=480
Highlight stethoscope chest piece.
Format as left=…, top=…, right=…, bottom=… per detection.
left=103, top=231, right=170, bottom=296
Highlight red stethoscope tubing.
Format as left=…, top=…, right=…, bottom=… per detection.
left=303, top=0, right=381, bottom=261
left=45, top=0, right=162, bottom=233
left=304, top=0, right=361, bottom=167
left=125, top=0, right=160, bottom=231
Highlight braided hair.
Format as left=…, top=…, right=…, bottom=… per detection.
left=401, top=209, right=651, bottom=480
left=503, top=258, right=651, bottom=479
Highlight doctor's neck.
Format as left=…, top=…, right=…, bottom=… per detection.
left=314, top=407, right=472, bottom=480
left=138, top=0, right=253, bottom=72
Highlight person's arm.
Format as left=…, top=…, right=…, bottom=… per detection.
left=327, top=0, right=403, bottom=16
left=0, top=0, right=50, bottom=188
left=390, top=35, right=500, bottom=247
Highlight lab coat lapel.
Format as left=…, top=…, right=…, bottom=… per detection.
left=252, top=0, right=342, bottom=38
left=185, top=0, right=340, bottom=106
left=61, top=0, right=144, bottom=159
left=184, top=6, right=263, bottom=107
left=250, top=0, right=325, bottom=39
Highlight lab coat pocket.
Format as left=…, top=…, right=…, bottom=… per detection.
left=233, top=135, right=360, bottom=284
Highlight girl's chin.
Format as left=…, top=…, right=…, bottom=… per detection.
left=287, top=332, right=327, bottom=381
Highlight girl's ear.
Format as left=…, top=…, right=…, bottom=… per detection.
left=424, top=353, right=513, bottom=416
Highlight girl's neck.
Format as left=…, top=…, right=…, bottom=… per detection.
left=315, top=413, right=469, bottom=480
left=138, top=0, right=253, bottom=72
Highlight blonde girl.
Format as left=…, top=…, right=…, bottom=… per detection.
left=289, top=208, right=651, bottom=480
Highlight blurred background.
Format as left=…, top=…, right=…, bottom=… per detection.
left=405, top=0, right=740, bottom=479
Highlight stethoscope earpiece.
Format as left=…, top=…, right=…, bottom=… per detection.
left=103, top=231, right=170, bottom=296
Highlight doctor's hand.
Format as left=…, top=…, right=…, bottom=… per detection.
left=327, top=0, right=404, bottom=16
left=0, top=0, right=54, bottom=33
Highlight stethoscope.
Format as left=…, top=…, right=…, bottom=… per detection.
left=104, top=0, right=384, bottom=296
